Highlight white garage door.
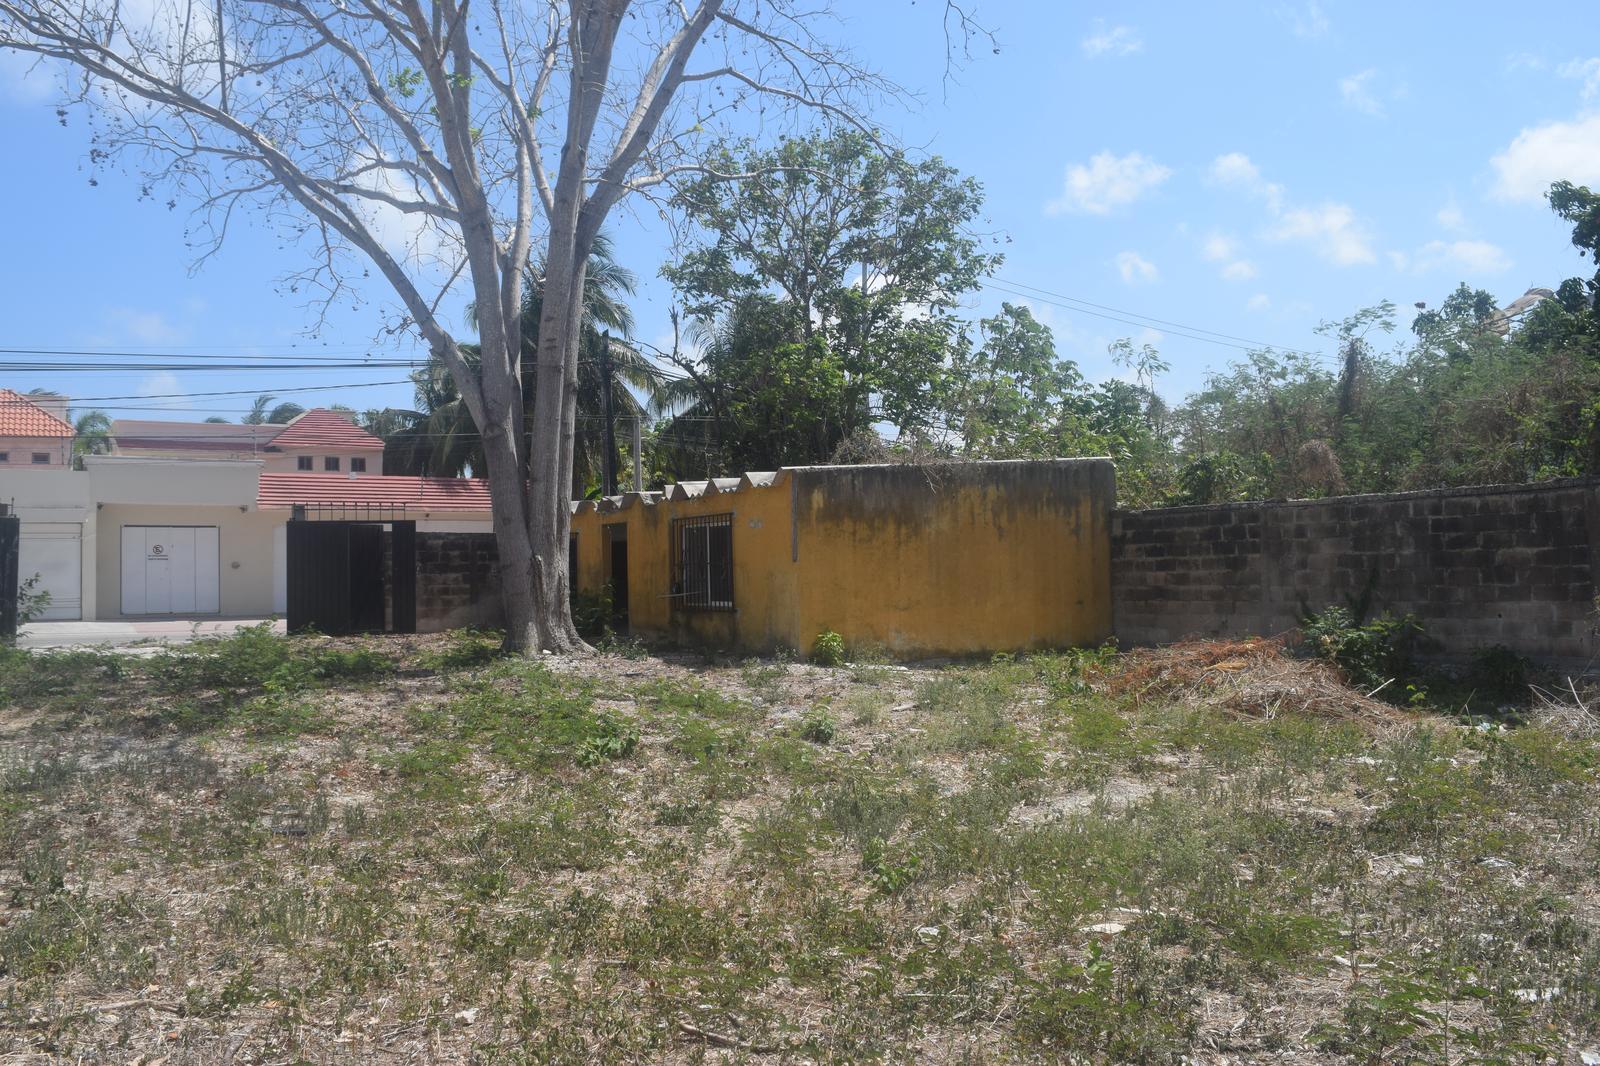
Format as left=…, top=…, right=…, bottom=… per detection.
left=121, top=526, right=221, bottom=615
left=19, top=523, right=83, bottom=621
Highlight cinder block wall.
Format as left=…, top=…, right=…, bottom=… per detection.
left=414, top=532, right=503, bottom=633
left=1112, top=479, right=1600, bottom=666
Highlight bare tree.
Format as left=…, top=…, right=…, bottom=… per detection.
left=0, top=0, right=991, bottom=652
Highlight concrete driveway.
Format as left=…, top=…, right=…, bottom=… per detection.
left=14, top=618, right=284, bottom=652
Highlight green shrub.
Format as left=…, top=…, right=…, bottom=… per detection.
left=419, top=628, right=504, bottom=672
left=810, top=629, right=846, bottom=666
left=1469, top=644, right=1532, bottom=699
left=571, top=584, right=615, bottom=641
left=1301, top=606, right=1424, bottom=694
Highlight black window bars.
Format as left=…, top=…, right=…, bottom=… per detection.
left=671, top=513, right=734, bottom=611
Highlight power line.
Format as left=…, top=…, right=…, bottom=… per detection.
left=0, top=361, right=420, bottom=372
left=28, top=380, right=417, bottom=403
left=0, top=347, right=408, bottom=361
left=988, top=277, right=1322, bottom=355
left=981, top=279, right=1326, bottom=360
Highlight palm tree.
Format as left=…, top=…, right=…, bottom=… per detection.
left=400, top=234, right=665, bottom=490
left=243, top=394, right=306, bottom=425
left=71, top=410, right=113, bottom=470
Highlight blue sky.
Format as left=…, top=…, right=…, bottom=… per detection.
left=2, top=0, right=1598, bottom=422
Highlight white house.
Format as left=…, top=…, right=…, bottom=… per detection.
left=2, top=394, right=492, bottom=620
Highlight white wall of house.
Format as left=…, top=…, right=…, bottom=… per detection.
left=85, top=455, right=261, bottom=507
left=5, top=456, right=492, bottom=622
left=96, top=504, right=282, bottom=618
left=0, top=467, right=95, bottom=620
left=261, top=448, right=384, bottom=475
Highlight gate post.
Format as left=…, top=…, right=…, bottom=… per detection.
left=391, top=521, right=417, bottom=634
left=0, top=510, right=19, bottom=639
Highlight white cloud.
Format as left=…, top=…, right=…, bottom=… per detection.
left=1081, top=21, right=1143, bottom=58
left=135, top=371, right=188, bottom=407
left=104, top=308, right=187, bottom=344
left=1213, top=153, right=1375, bottom=266
left=1558, top=57, right=1600, bottom=101
left=1399, top=239, right=1513, bottom=275
left=1339, top=69, right=1384, bottom=116
left=1269, top=203, right=1376, bottom=265
left=1247, top=293, right=1272, bottom=312
left=1505, top=52, right=1547, bottom=73
left=1210, top=152, right=1260, bottom=187
left=1202, top=233, right=1239, bottom=262
left=1209, top=152, right=1284, bottom=210
left=1490, top=114, right=1600, bottom=202
left=1201, top=232, right=1256, bottom=281
left=1047, top=151, right=1171, bottom=215
left=1114, top=251, right=1159, bottom=285
left=1280, top=1, right=1330, bottom=38
left=1436, top=201, right=1465, bottom=231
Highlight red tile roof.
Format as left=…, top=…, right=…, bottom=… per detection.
left=258, top=473, right=493, bottom=512
left=0, top=389, right=74, bottom=438
left=268, top=408, right=385, bottom=451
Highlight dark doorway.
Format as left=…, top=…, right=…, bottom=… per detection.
left=287, top=519, right=416, bottom=635
left=604, top=523, right=629, bottom=627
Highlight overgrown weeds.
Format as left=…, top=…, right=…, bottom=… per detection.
left=1, top=628, right=1596, bottom=1063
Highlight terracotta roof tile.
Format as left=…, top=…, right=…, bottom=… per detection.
left=0, top=389, right=74, bottom=438
left=268, top=409, right=385, bottom=451
left=258, top=473, right=492, bottom=512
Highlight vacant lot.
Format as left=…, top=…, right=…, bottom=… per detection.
left=2, top=627, right=1597, bottom=1064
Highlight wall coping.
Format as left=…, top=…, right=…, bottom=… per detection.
left=1116, top=476, right=1600, bottom=519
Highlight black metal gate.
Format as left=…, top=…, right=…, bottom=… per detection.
left=0, top=511, right=19, bottom=639
left=286, top=519, right=416, bottom=635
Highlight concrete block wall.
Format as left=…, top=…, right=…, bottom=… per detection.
left=1112, top=479, right=1600, bottom=666
left=415, top=532, right=503, bottom=633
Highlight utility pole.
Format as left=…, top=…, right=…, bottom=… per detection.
left=600, top=330, right=617, bottom=496
left=631, top=415, right=643, bottom=492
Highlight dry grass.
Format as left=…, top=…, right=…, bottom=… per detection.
left=1, top=630, right=1597, bottom=1064
left=1104, top=637, right=1430, bottom=726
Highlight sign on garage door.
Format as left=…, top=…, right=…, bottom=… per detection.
left=19, top=523, right=82, bottom=621
left=121, top=526, right=220, bottom=615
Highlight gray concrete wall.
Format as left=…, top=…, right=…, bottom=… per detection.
left=414, top=531, right=503, bottom=633
left=1112, top=479, right=1600, bottom=665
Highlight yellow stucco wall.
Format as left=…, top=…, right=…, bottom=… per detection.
left=570, top=459, right=1114, bottom=657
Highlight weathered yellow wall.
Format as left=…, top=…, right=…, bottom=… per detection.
left=569, top=459, right=1114, bottom=658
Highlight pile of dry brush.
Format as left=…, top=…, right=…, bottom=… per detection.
left=1098, top=637, right=1426, bottom=727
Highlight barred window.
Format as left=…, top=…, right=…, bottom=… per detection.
left=671, top=513, right=733, bottom=611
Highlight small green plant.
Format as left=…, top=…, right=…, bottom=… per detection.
left=797, top=706, right=837, bottom=745
left=861, top=837, right=919, bottom=893
left=810, top=629, right=847, bottom=666
left=16, top=574, right=52, bottom=628
left=575, top=713, right=639, bottom=767
left=1301, top=606, right=1425, bottom=694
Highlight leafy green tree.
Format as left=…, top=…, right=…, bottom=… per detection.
left=663, top=130, right=1002, bottom=445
